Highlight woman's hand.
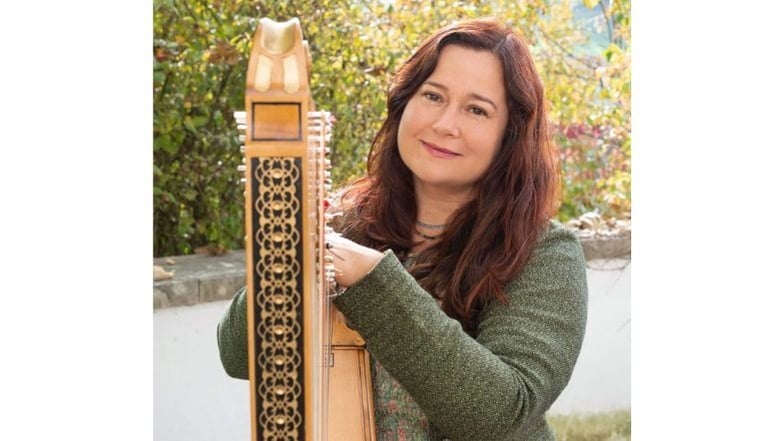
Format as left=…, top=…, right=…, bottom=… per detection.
left=325, top=232, right=384, bottom=288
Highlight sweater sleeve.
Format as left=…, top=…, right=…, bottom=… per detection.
left=332, top=222, right=588, bottom=441
left=216, top=286, right=249, bottom=379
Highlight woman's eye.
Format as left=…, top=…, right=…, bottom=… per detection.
left=469, top=106, right=488, bottom=117
left=423, top=92, right=441, bottom=102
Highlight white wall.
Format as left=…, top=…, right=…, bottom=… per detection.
left=550, top=258, right=631, bottom=414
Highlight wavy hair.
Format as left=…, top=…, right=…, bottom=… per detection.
left=340, top=18, right=560, bottom=334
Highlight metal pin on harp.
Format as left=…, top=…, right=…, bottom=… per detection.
left=239, top=17, right=376, bottom=441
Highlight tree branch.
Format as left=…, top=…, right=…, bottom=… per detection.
left=534, top=24, right=600, bottom=70
left=599, top=0, right=614, bottom=45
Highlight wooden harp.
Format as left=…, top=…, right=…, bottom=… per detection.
left=234, top=18, right=376, bottom=441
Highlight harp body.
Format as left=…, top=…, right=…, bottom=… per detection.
left=238, top=17, right=376, bottom=441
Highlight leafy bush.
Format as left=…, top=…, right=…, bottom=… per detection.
left=548, top=409, right=631, bottom=441
left=153, top=0, right=630, bottom=256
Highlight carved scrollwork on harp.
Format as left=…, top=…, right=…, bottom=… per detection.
left=236, top=17, right=375, bottom=441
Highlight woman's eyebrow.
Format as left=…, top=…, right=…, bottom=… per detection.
left=423, top=80, right=498, bottom=111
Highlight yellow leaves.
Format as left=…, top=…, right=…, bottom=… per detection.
left=604, top=43, right=624, bottom=63
left=583, top=0, right=601, bottom=9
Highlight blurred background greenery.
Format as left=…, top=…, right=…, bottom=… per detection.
left=153, top=0, right=630, bottom=257
left=548, top=410, right=631, bottom=441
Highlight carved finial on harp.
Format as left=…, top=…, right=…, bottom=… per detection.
left=259, top=17, right=298, bottom=54
left=248, top=17, right=308, bottom=94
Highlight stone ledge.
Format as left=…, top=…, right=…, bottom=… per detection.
left=578, top=231, right=631, bottom=261
left=153, top=250, right=246, bottom=310
left=153, top=234, right=630, bottom=310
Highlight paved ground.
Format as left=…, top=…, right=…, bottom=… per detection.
left=154, top=258, right=630, bottom=440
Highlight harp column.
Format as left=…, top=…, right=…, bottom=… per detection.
left=242, top=17, right=327, bottom=441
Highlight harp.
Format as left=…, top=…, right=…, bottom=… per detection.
left=233, top=18, right=376, bottom=441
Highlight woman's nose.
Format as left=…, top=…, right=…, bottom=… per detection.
left=431, top=106, right=460, bottom=137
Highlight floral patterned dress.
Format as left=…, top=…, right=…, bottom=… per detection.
left=372, top=357, right=435, bottom=440
left=371, top=255, right=440, bottom=441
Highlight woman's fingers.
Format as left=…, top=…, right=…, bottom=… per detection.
left=325, top=232, right=384, bottom=287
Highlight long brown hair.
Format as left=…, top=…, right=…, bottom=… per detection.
left=340, top=18, right=560, bottom=335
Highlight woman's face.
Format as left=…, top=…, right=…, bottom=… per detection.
left=397, top=45, right=509, bottom=196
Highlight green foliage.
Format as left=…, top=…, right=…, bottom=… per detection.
left=547, top=409, right=631, bottom=441
left=153, top=0, right=631, bottom=256
left=153, top=0, right=251, bottom=256
left=532, top=0, right=631, bottom=220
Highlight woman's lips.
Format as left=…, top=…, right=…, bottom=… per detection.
left=422, top=141, right=460, bottom=158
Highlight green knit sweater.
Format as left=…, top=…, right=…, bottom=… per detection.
left=217, top=220, right=588, bottom=441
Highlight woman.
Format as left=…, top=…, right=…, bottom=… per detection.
left=218, top=18, right=588, bottom=441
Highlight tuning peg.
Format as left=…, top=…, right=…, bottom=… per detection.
left=237, top=165, right=246, bottom=173
left=239, top=145, right=245, bottom=154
